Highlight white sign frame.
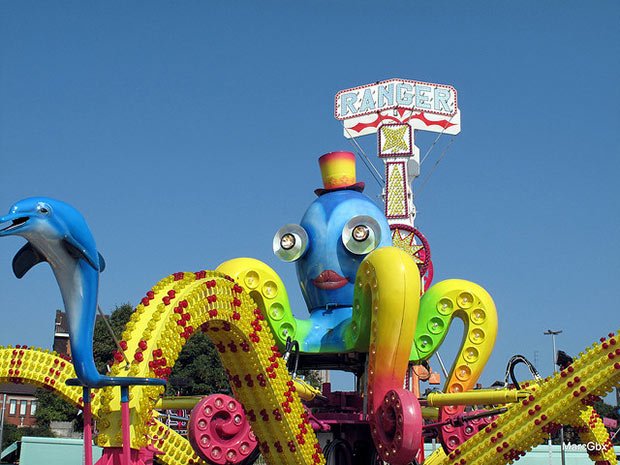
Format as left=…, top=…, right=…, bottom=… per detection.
left=335, top=78, right=458, bottom=121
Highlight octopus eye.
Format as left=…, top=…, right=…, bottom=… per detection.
left=273, top=224, right=309, bottom=262
left=281, top=233, right=297, bottom=250
left=342, top=216, right=381, bottom=255
left=352, top=225, right=369, bottom=242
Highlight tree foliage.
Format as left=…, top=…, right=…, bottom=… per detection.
left=34, top=389, right=79, bottom=427
left=92, top=303, right=230, bottom=396
left=22, top=304, right=133, bottom=439
left=83, top=303, right=322, bottom=397
left=594, top=399, right=619, bottom=421
left=297, top=370, right=323, bottom=389
left=1, top=424, right=20, bottom=450
left=19, top=303, right=325, bottom=447
left=167, top=331, right=230, bottom=396
left=93, top=303, right=134, bottom=373
left=1, top=423, right=54, bottom=450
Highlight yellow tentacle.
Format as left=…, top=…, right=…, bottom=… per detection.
left=425, top=330, right=620, bottom=465
left=216, top=258, right=305, bottom=349
left=564, top=406, right=617, bottom=464
left=0, top=347, right=83, bottom=407
left=97, top=270, right=324, bottom=465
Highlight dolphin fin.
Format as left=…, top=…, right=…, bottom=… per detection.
left=63, top=237, right=101, bottom=271
left=98, top=253, right=106, bottom=272
left=12, top=242, right=47, bottom=279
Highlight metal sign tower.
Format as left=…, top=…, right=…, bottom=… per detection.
left=334, top=78, right=461, bottom=286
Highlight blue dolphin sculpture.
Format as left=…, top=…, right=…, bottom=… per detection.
left=0, top=197, right=164, bottom=388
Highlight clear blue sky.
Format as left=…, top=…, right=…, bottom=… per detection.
left=0, top=2, right=619, bottom=392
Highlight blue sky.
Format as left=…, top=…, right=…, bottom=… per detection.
left=0, top=2, right=619, bottom=392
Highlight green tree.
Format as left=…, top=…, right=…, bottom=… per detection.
left=167, top=331, right=230, bottom=396
left=91, top=304, right=324, bottom=397
left=594, top=399, right=620, bottom=445
left=34, top=389, right=79, bottom=427
left=92, top=303, right=230, bottom=396
left=297, top=370, right=323, bottom=390
left=594, top=400, right=619, bottom=421
left=26, top=303, right=133, bottom=440
left=92, top=303, right=134, bottom=373
left=91, top=303, right=326, bottom=400
left=2, top=423, right=55, bottom=450
left=1, top=424, right=19, bottom=450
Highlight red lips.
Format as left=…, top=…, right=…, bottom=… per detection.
left=313, top=270, right=348, bottom=290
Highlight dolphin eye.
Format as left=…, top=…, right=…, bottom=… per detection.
left=342, top=215, right=382, bottom=255
left=36, top=203, right=51, bottom=215
left=273, top=224, right=309, bottom=262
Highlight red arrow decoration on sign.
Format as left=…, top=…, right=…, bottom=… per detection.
left=349, top=111, right=456, bottom=135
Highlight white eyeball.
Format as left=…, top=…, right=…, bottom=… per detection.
left=273, top=224, right=309, bottom=262
left=342, top=216, right=382, bottom=255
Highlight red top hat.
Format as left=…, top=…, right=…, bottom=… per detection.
left=314, top=151, right=365, bottom=196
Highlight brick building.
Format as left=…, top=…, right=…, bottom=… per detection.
left=53, top=310, right=71, bottom=357
left=0, top=310, right=72, bottom=433
left=0, top=383, right=38, bottom=428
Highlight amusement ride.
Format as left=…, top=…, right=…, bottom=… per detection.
left=0, top=78, right=618, bottom=465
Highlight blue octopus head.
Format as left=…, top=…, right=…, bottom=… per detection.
left=274, top=153, right=391, bottom=312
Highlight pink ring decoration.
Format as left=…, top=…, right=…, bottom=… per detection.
left=188, top=394, right=258, bottom=465
left=370, top=388, right=422, bottom=465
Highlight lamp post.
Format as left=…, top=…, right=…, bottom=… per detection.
left=0, top=393, right=6, bottom=454
left=544, top=329, right=566, bottom=465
